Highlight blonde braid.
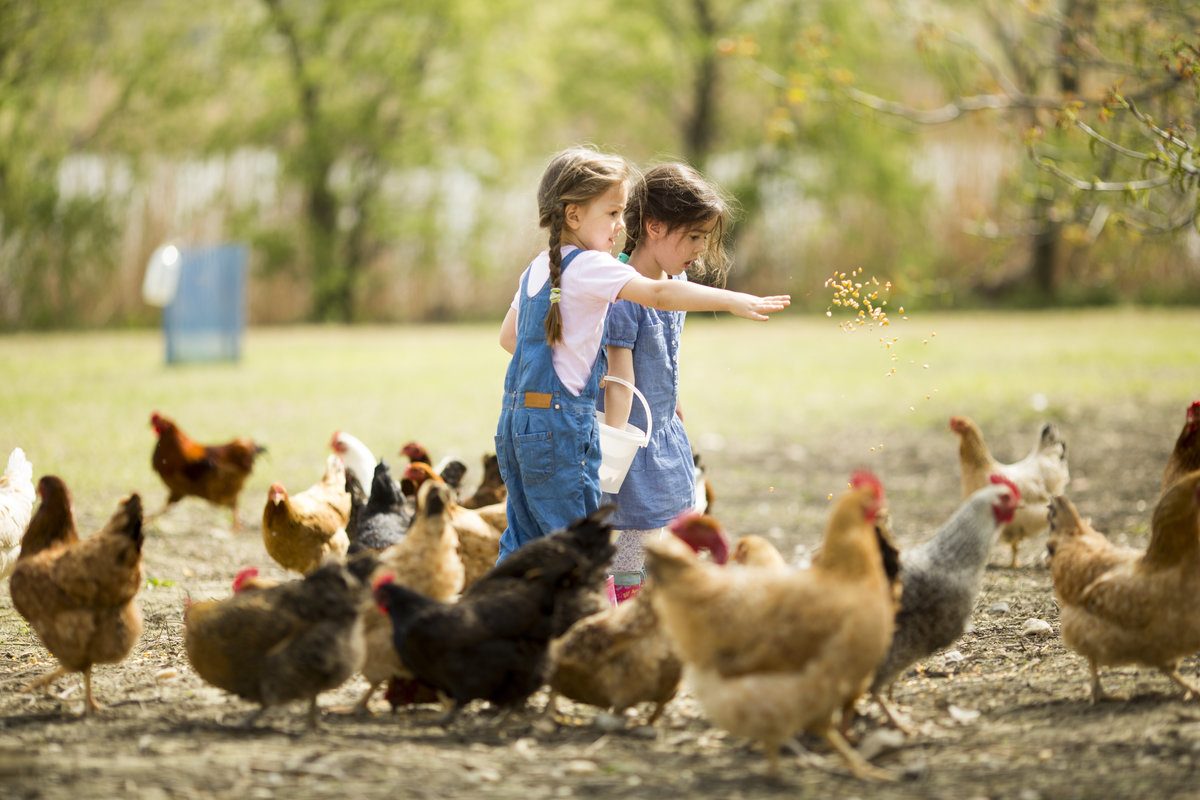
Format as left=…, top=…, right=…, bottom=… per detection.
left=544, top=205, right=566, bottom=345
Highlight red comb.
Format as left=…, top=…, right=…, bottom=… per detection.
left=850, top=471, right=884, bottom=499
left=989, top=473, right=1021, bottom=502
left=1188, top=401, right=1200, bottom=422
left=232, top=566, right=259, bottom=593
left=372, top=572, right=396, bottom=592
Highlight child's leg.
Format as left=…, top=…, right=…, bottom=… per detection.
left=611, top=528, right=663, bottom=603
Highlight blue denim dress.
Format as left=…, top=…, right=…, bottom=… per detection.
left=494, top=248, right=607, bottom=562
left=598, top=288, right=696, bottom=530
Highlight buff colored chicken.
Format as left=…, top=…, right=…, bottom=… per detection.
left=1047, top=470, right=1200, bottom=702
left=10, top=478, right=145, bottom=715
left=355, top=480, right=464, bottom=713
left=950, top=416, right=1069, bottom=567
left=262, top=455, right=351, bottom=574
left=645, top=473, right=896, bottom=779
left=547, top=514, right=732, bottom=726
left=403, top=462, right=500, bottom=587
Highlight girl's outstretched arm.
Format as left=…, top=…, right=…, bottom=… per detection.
left=616, top=276, right=790, bottom=320
left=499, top=308, right=517, bottom=354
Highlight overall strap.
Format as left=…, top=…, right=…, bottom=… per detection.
left=559, top=247, right=583, bottom=273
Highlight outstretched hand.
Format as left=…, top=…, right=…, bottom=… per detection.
left=729, top=293, right=791, bottom=321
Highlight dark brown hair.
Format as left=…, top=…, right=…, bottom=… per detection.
left=622, top=163, right=732, bottom=284
left=537, top=147, right=631, bottom=345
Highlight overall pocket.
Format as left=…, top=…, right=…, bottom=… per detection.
left=514, top=430, right=555, bottom=486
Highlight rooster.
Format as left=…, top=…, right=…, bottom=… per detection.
left=868, top=476, right=1020, bottom=731
left=0, top=447, right=35, bottom=579
left=1047, top=471, right=1200, bottom=702
left=261, top=455, right=351, bottom=574
left=10, top=478, right=144, bottom=715
left=645, top=473, right=895, bottom=779
left=150, top=412, right=266, bottom=530
left=1162, top=401, right=1200, bottom=493
left=949, top=416, right=1069, bottom=567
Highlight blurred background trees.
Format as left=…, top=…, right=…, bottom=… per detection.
left=0, top=0, right=1197, bottom=329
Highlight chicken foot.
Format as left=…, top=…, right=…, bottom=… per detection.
left=1160, top=665, right=1200, bottom=701
left=21, top=666, right=69, bottom=695
left=871, top=691, right=915, bottom=735
left=1007, top=540, right=1021, bottom=569
left=307, top=697, right=322, bottom=730
left=353, top=682, right=381, bottom=715
left=822, top=727, right=896, bottom=782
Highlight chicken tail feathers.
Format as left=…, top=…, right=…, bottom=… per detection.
left=115, top=494, right=145, bottom=553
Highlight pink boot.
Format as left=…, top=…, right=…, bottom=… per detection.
left=612, top=571, right=644, bottom=604
left=604, top=575, right=618, bottom=607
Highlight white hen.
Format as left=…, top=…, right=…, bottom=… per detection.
left=331, top=431, right=377, bottom=499
left=950, top=416, right=1070, bottom=567
left=0, top=448, right=35, bottom=579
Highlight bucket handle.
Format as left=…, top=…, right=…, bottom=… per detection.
left=601, top=375, right=653, bottom=445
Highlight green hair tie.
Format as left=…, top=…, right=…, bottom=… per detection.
left=549, top=287, right=562, bottom=304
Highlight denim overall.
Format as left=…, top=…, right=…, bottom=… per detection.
left=494, top=248, right=606, bottom=562
left=599, top=291, right=696, bottom=530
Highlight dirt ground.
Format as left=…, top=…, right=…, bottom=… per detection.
left=3, top=399, right=1198, bottom=800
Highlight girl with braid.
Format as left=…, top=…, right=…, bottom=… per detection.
left=599, top=163, right=732, bottom=602
left=495, top=147, right=789, bottom=564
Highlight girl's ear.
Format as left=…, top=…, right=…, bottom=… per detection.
left=645, top=218, right=666, bottom=240
left=564, top=202, right=583, bottom=231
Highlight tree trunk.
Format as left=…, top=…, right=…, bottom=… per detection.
left=682, top=0, right=718, bottom=168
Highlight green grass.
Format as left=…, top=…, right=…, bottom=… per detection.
left=0, top=309, right=1195, bottom=523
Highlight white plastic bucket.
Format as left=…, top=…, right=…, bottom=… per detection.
left=595, top=375, right=653, bottom=493
left=142, top=244, right=182, bottom=307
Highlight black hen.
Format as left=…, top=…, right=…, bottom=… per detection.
left=373, top=506, right=616, bottom=720
left=348, top=461, right=413, bottom=554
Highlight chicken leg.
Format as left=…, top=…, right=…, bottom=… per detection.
left=21, top=666, right=69, bottom=695
left=1161, top=664, right=1200, bottom=701
left=871, top=691, right=915, bottom=735
left=83, top=668, right=102, bottom=716
left=822, top=727, right=896, bottom=782
left=1088, top=661, right=1109, bottom=704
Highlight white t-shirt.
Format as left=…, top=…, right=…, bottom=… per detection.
left=510, top=247, right=638, bottom=396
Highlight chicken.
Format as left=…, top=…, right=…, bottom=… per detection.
left=731, top=534, right=787, bottom=569
left=262, top=455, right=351, bottom=574
left=459, top=453, right=506, bottom=509
left=1047, top=471, right=1200, bottom=702
left=949, top=416, right=1069, bottom=567
left=347, top=461, right=413, bottom=555
left=184, top=558, right=374, bottom=727
left=473, top=501, right=509, bottom=534
left=398, top=441, right=432, bottom=498
left=436, top=458, right=469, bottom=498
left=644, top=473, right=895, bottom=779
left=372, top=507, right=616, bottom=722
left=404, top=462, right=501, bottom=587
left=356, top=480, right=464, bottom=713
left=0, top=447, right=35, bottom=579
left=547, top=515, right=730, bottom=726
left=1162, top=401, right=1200, bottom=493
left=867, top=476, right=1021, bottom=731
left=149, top=411, right=266, bottom=530
left=231, top=566, right=280, bottom=593
left=331, top=431, right=377, bottom=498
left=10, top=478, right=144, bottom=715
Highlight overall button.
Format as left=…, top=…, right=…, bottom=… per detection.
left=554, top=404, right=560, bottom=410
